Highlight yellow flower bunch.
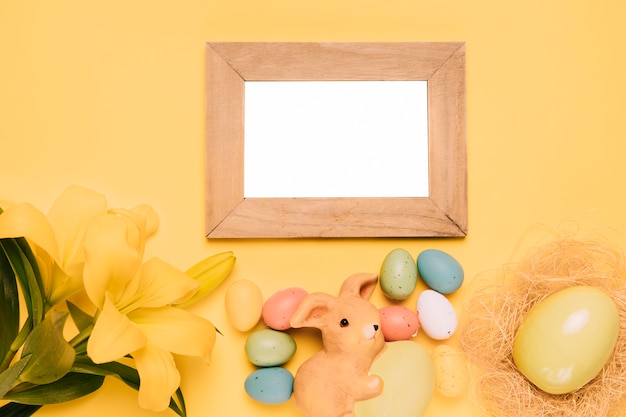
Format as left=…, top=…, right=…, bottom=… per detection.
left=0, top=186, right=235, bottom=416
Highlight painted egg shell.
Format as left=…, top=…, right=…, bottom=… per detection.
left=379, top=305, right=420, bottom=341
left=380, top=248, right=418, bottom=301
left=262, top=287, right=308, bottom=330
left=417, top=249, right=464, bottom=294
left=432, top=344, right=469, bottom=398
left=244, top=367, right=294, bottom=404
left=225, top=279, right=263, bottom=332
left=245, top=328, right=297, bottom=367
left=416, top=290, right=457, bottom=340
left=355, top=341, right=434, bottom=417
left=513, top=286, right=619, bottom=394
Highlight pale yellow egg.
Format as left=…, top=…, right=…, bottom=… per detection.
left=224, top=279, right=263, bottom=332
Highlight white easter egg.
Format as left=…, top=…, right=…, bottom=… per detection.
left=416, top=290, right=457, bottom=340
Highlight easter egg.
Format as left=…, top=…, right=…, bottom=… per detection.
left=416, top=290, right=457, bottom=340
left=513, top=286, right=619, bottom=394
left=225, top=279, right=263, bottom=332
left=380, top=248, right=418, bottom=301
left=432, top=344, right=469, bottom=398
left=245, top=328, right=297, bottom=367
left=379, top=305, right=420, bottom=341
left=417, top=249, right=464, bottom=294
left=355, top=341, right=434, bottom=417
left=244, top=367, right=294, bottom=404
left=262, top=287, right=308, bottom=330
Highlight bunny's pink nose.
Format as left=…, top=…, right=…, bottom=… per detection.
left=363, top=324, right=379, bottom=340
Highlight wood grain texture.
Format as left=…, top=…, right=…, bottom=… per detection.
left=428, top=43, right=467, bottom=234
left=205, top=45, right=245, bottom=232
left=205, top=42, right=467, bottom=238
left=208, top=42, right=462, bottom=81
left=211, top=198, right=462, bottom=238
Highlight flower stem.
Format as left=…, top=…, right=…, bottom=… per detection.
left=69, top=323, right=94, bottom=348
left=0, top=321, right=32, bottom=372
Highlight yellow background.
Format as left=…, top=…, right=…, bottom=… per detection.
left=2, top=1, right=626, bottom=416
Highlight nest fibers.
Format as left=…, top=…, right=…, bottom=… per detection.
left=460, top=236, right=626, bottom=417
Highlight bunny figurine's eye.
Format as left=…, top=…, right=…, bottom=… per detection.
left=340, top=318, right=350, bottom=327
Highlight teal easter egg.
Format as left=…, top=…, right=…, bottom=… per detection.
left=417, top=249, right=464, bottom=294
left=244, top=367, right=294, bottom=404
left=245, top=329, right=296, bottom=367
left=380, top=248, right=418, bottom=300
left=355, top=341, right=434, bottom=417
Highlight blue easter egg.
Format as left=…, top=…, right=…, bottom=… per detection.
left=244, top=367, right=294, bottom=404
left=417, top=249, right=464, bottom=294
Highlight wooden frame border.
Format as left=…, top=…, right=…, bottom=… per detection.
left=205, top=42, right=467, bottom=238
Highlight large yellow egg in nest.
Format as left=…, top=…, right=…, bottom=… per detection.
left=513, top=286, right=619, bottom=394
left=460, top=236, right=626, bottom=417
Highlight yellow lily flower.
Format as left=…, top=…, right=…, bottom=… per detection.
left=0, top=185, right=107, bottom=306
left=83, top=206, right=217, bottom=411
left=129, top=307, right=216, bottom=410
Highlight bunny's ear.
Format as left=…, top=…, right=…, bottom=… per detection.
left=290, top=293, right=334, bottom=329
left=339, top=272, right=378, bottom=300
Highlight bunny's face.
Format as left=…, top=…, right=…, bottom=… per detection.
left=320, top=296, right=385, bottom=355
left=290, top=273, right=386, bottom=356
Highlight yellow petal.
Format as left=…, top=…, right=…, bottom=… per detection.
left=133, top=204, right=159, bottom=238
left=111, top=204, right=159, bottom=238
left=31, top=246, right=55, bottom=298
left=109, top=204, right=159, bottom=261
left=46, top=185, right=107, bottom=270
left=0, top=202, right=59, bottom=263
left=132, top=345, right=181, bottom=412
left=83, top=214, right=142, bottom=309
left=122, top=258, right=198, bottom=312
left=88, top=293, right=146, bottom=363
left=128, top=306, right=216, bottom=363
left=47, top=264, right=84, bottom=306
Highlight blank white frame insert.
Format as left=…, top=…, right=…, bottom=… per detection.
left=243, top=80, right=429, bottom=198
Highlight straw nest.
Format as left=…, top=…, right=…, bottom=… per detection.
left=460, top=236, right=626, bottom=417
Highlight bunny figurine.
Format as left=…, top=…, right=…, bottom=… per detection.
left=289, top=273, right=386, bottom=417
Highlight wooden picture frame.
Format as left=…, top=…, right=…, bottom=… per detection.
left=205, top=42, right=467, bottom=238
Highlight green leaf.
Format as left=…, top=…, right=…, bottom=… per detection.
left=19, top=311, right=76, bottom=385
left=0, top=356, right=31, bottom=398
left=0, top=243, right=19, bottom=365
left=3, top=372, right=104, bottom=405
left=66, top=301, right=94, bottom=332
left=0, top=402, right=41, bottom=417
left=66, top=300, right=95, bottom=355
left=15, top=238, right=45, bottom=306
left=171, top=387, right=187, bottom=417
left=72, top=356, right=139, bottom=388
left=0, top=238, right=44, bottom=326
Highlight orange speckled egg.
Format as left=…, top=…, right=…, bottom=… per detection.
left=262, top=287, right=308, bottom=330
left=379, top=305, right=420, bottom=341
